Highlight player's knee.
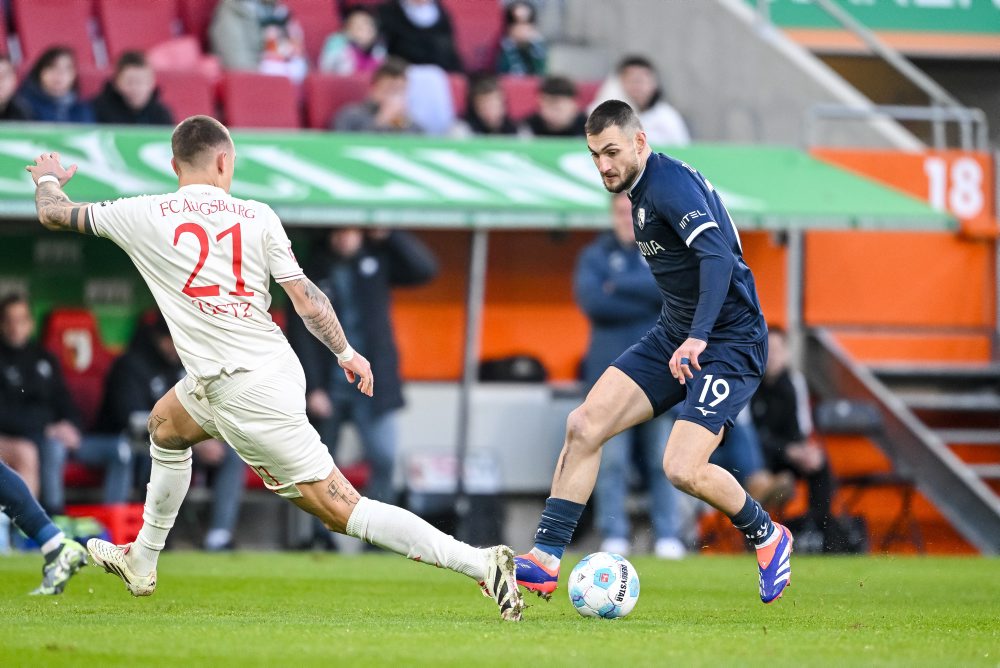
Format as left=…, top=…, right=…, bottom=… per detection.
left=664, top=458, right=699, bottom=494
left=565, top=407, right=601, bottom=452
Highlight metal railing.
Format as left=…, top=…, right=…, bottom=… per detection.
left=805, top=103, right=989, bottom=150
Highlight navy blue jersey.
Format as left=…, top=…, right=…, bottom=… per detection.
left=627, top=152, right=766, bottom=344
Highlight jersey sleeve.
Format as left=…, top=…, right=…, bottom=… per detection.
left=649, top=171, right=718, bottom=247
left=264, top=208, right=305, bottom=283
left=88, top=196, right=154, bottom=248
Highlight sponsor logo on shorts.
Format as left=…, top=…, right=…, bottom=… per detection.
left=695, top=406, right=717, bottom=417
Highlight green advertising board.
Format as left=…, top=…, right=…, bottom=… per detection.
left=0, top=124, right=951, bottom=230
left=752, top=0, right=1000, bottom=34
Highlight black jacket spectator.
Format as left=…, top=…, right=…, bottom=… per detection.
left=288, top=230, right=438, bottom=416
left=0, top=340, right=79, bottom=444
left=378, top=0, right=463, bottom=72
left=93, top=82, right=173, bottom=125
left=95, top=315, right=183, bottom=437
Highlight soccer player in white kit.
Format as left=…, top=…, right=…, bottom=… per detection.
left=26, top=115, right=524, bottom=621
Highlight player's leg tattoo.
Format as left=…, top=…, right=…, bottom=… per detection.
left=147, top=414, right=167, bottom=440
left=326, top=468, right=361, bottom=506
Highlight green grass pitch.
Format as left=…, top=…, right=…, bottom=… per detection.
left=1, top=551, right=997, bottom=667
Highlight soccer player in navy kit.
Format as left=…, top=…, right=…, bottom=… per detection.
left=515, top=100, right=793, bottom=604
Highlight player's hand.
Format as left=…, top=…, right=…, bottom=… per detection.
left=669, top=337, right=707, bottom=385
left=25, top=152, right=78, bottom=187
left=340, top=351, right=374, bottom=397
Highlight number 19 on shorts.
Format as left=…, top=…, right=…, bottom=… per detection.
left=698, top=374, right=730, bottom=407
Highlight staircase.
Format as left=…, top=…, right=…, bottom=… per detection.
left=806, top=329, right=1000, bottom=554
left=876, top=365, right=1000, bottom=495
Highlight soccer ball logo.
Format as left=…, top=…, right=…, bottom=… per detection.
left=567, top=552, right=640, bottom=619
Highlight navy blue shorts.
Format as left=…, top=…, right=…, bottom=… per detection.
left=611, top=325, right=767, bottom=435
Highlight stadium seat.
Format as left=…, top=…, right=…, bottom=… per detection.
left=0, top=11, right=8, bottom=61
left=448, top=72, right=468, bottom=117
left=156, top=69, right=217, bottom=121
left=281, top=0, right=341, bottom=66
left=76, top=66, right=109, bottom=100
left=575, top=79, right=602, bottom=110
left=303, top=71, right=370, bottom=129
left=222, top=71, right=301, bottom=129
left=41, top=307, right=115, bottom=431
left=97, top=0, right=179, bottom=63
left=178, top=0, right=219, bottom=48
left=13, top=0, right=98, bottom=68
left=500, top=75, right=540, bottom=122
left=440, top=0, right=503, bottom=72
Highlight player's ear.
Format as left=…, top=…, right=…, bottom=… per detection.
left=170, top=157, right=180, bottom=177
left=634, top=130, right=648, bottom=154
left=215, top=151, right=227, bottom=175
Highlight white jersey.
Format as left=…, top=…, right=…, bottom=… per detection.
left=89, top=184, right=305, bottom=379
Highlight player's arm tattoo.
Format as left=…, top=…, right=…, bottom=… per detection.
left=327, top=468, right=361, bottom=506
left=35, top=181, right=93, bottom=235
left=290, top=278, right=350, bottom=357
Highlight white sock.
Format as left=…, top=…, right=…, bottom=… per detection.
left=40, top=531, right=65, bottom=558
left=131, top=442, right=192, bottom=575
left=346, top=497, right=488, bottom=582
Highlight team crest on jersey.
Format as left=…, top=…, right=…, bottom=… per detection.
left=637, top=208, right=646, bottom=230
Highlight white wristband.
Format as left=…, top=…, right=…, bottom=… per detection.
left=36, top=175, right=60, bottom=187
left=336, top=344, right=355, bottom=363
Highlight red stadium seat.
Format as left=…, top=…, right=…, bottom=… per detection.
left=575, top=80, right=602, bottom=110
left=448, top=72, right=468, bottom=117
left=42, top=308, right=115, bottom=431
left=0, top=10, right=8, bottom=60
left=97, top=0, right=179, bottom=63
left=76, top=66, right=109, bottom=100
left=281, top=0, right=341, bottom=66
left=178, top=0, right=219, bottom=47
left=222, top=71, right=301, bottom=129
left=500, top=75, right=539, bottom=122
left=440, top=0, right=503, bottom=72
left=13, top=0, right=97, bottom=68
left=156, top=69, right=217, bottom=121
left=303, top=71, right=370, bottom=129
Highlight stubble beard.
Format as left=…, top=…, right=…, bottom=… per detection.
left=603, top=158, right=640, bottom=194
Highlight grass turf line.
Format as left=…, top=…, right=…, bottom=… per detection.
left=1, top=552, right=997, bottom=667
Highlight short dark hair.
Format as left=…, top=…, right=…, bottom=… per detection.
left=114, top=50, right=149, bottom=76
left=373, top=56, right=408, bottom=83
left=617, top=55, right=656, bottom=74
left=468, top=73, right=501, bottom=99
left=585, top=99, right=642, bottom=136
left=540, top=75, right=576, bottom=98
left=28, top=46, right=78, bottom=89
left=504, top=0, right=537, bottom=27
left=768, top=324, right=786, bottom=338
left=171, top=115, right=232, bottom=166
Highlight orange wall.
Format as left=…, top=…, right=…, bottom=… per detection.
left=393, top=230, right=787, bottom=381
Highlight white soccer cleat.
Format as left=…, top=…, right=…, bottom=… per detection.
left=87, top=539, right=157, bottom=597
left=479, top=545, right=525, bottom=621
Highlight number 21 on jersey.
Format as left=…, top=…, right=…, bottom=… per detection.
left=173, top=222, right=254, bottom=298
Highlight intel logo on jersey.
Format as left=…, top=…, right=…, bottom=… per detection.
left=679, top=209, right=708, bottom=230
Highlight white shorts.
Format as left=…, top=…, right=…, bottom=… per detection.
left=174, top=348, right=334, bottom=499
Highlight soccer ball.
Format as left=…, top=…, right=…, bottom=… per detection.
left=567, top=552, right=640, bottom=619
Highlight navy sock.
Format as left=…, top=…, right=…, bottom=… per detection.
left=0, top=462, right=60, bottom=550
left=533, top=497, right=586, bottom=560
left=729, top=493, right=775, bottom=547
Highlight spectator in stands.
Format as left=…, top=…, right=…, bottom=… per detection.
left=497, top=1, right=546, bottom=76
left=521, top=75, right=585, bottom=137
left=16, top=47, right=94, bottom=124
left=96, top=311, right=245, bottom=551
left=93, top=52, right=174, bottom=126
left=590, top=55, right=690, bottom=146
left=451, top=74, right=517, bottom=137
left=288, top=228, right=438, bottom=512
left=319, top=6, right=386, bottom=75
left=378, top=0, right=462, bottom=73
left=751, top=325, right=837, bottom=550
left=0, top=56, right=30, bottom=121
left=333, top=57, right=421, bottom=133
left=210, top=0, right=309, bottom=83
left=576, top=193, right=687, bottom=559
left=0, top=294, right=132, bottom=514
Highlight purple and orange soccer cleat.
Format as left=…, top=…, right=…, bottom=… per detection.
left=514, top=551, right=560, bottom=600
left=756, top=523, right=794, bottom=604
